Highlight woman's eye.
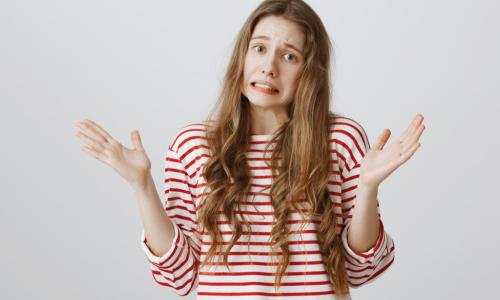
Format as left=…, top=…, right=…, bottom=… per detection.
left=251, top=45, right=297, bottom=62
left=283, top=53, right=296, bottom=62
left=253, top=45, right=264, bottom=52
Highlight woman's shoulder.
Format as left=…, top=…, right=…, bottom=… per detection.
left=328, top=112, right=371, bottom=172
left=328, top=112, right=369, bottom=145
left=167, top=120, right=212, bottom=153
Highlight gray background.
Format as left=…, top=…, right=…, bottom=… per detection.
left=1, top=0, right=499, bottom=299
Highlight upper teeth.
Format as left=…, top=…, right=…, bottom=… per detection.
left=254, top=82, right=275, bottom=90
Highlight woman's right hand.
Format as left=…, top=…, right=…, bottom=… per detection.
left=74, top=119, right=152, bottom=189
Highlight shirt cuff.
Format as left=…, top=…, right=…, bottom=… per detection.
left=141, top=222, right=182, bottom=266
left=341, top=219, right=385, bottom=264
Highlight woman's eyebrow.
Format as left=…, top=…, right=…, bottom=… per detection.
left=251, top=35, right=304, bottom=56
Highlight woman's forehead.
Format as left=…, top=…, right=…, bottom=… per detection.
left=252, top=16, right=305, bottom=49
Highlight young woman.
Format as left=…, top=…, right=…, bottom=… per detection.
left=75, top=0, right=425, bottom=299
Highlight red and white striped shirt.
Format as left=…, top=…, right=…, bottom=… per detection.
left=141, top=115, right=395, bottom=300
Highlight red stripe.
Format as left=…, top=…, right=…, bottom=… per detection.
left=201, top=240, right=321, bottom=246
left=198, top=290, right=335, bottom=297
left=184, top=153, right=210, bottom=169
left=202, top=260, right=325, bottom=266
left=199, top=229, right=340, bottom=236
left=330, top=120, right=368, bottom=150
left=332, top=148, right=351, bottom=172
left=331, top=137, right=358, bottom=169
left=247, top=148, right=274, bottom=153
left=199, top=270, right=327, bottom=276
left=178, top=134, right=207, bottom=149
left=200, top=250, right=323, bottom=256
left=199, top=280, right=332, bottom=286
left=349, top=250, right=395, bottom=286
left=250, top=140, right=278, bottom=145
left=171, top=125, right=207, bottom=147
left=178, top=144, right=209, bottom=161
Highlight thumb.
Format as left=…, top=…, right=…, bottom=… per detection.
left=374, top=129, right=391, bottom=150
left=131, top=130, right=144, bottom=151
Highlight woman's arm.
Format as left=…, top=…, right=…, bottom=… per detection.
left=348, top=114, right=425, bottom=252
left=346, top=184, right=381, bottom=253
left=133, top=173, right=175, bottom=257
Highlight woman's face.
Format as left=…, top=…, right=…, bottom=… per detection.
left=242, top=16, right=305, bottom=110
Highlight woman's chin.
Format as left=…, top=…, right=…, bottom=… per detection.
left=247, top=89, right=279, bottom=101
left=247, top=97, right=281, bottom=108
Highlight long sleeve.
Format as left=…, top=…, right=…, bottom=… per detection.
left=335, top=117, right=396, bottom=288
left=140, top=145, right=201, bottom=296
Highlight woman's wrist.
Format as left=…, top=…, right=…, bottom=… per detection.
left=130, top=172, right=155, bottom=192
left=357, top=180, right=379, bottom=194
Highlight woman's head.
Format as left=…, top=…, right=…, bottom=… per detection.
left=202, top=0, right=350, bottom=296
left=242, top=15, right=305, bottom=111
left=207, top=0, right=333, bottom=125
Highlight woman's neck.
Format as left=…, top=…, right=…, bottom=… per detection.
left=249, top=105, right=289, bottom=135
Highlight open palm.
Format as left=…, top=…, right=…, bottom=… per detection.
left=74, top=119, right=151, bottom=188
left=359, top=114, right=426, bottom=188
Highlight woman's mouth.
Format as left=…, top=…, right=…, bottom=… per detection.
left=251, top=82, right=279, bottom=95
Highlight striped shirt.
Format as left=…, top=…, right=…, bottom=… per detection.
left=140, top=115, right=395, bottom=300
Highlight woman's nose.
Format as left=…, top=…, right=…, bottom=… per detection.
left=261, top=56, right=277, bottom=77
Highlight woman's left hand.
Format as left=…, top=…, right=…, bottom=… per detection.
left=359, top=114, right=426, bottom=188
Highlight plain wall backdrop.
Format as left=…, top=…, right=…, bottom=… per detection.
left=1, top=0, right=499, bottom=299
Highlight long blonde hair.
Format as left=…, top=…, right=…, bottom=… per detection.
left=199, top=0, right=350, bottom=296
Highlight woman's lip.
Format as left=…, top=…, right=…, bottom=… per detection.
left=251, top=82, right=279, bottom=94
left=251, top=82, right=279, bottom=95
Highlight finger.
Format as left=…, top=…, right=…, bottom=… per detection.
left=373, top=129, right=391, bottom=150
left=131, top=130, right=144, bottom=151
left=401, top=123, right=425, bottom=154
left=75, top=130, right=106, bottom=152
left=397, top=119, right=415, bottom=142
left=77, top=122, right=108, bottom=144
left=398, top=142, right=421, bottom=165
left=81, top=145, right=107, bottom=162
left=399, top=114, right=424, bottom=142
left=81, top=119, right=114, bottom=142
